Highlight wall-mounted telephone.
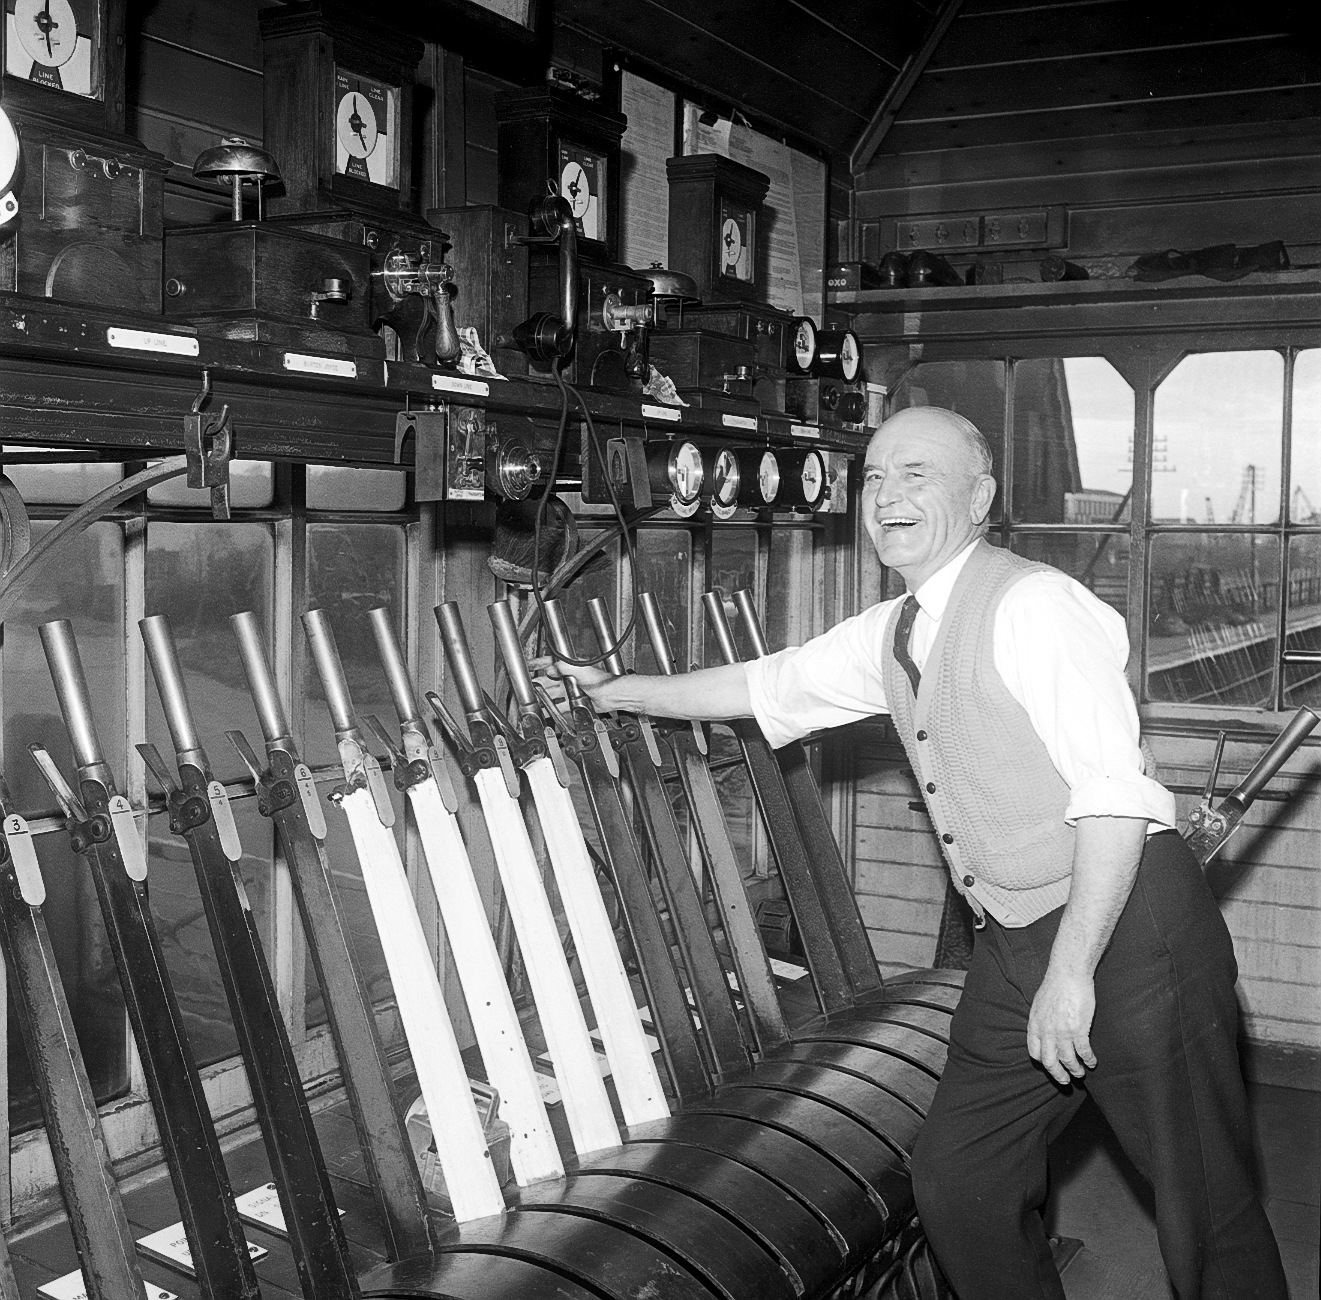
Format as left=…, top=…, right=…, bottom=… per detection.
left=511, top=195, right=579, bottom=369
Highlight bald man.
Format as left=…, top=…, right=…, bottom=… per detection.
left=561, top=407, right=1286, bottom=1299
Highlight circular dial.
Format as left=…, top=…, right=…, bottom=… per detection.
left=712, top=449, right=741, bottom=507
left=839, top=331, right=861, bottom=382
left=13, top=0, right=78, bottom=68
left=720, top=216, right=743, bottom=272
left=669, top=441, right=704, bottom=505
left=800, top=451, right=825, bottom=506
left=560, top=159, right=591, bottom=219
left=758, top=451, right=781, bottom=505
left=792, top=318, right=817, bottom=374
left=337, top=90, right=379, bottom=160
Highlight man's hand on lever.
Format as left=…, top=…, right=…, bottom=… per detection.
left=532, top=656, right=752, bottom=723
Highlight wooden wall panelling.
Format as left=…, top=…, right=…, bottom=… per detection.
left=901, top=39, right=1321, bottom=128
left=927, top=3, right=1299, bottom=72
left=882, top=85, right=1321, bottom=155
left=418, top=45, right=467, bottom=210
left=127, top=0, right=267, bottom=225
left=463, top=68, right=508, bottom=207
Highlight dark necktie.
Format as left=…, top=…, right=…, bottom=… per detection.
left=893, top=594, right=922, bottom=697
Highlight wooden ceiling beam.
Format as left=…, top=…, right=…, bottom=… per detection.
left=850, top=0, right=964, bottom=176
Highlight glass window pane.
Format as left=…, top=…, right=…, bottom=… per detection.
left=1290, top=349, right=1321, bottom=522
left=148, top=460, right=274, bottom=508
left=547, top=528, right=621, bottom=668
left=307, top=466, right=407, bottom=512
left=144, top=522, right=277, bottom=1068
left=706, top=528, right=760, bottom=666
left=890, top=360, right=1007, bottom=520
left=1152, top=352, right=1284, bottom=524
left=1012, top=359, right=1133, bottom=524
left=145, top=523, right=275, bottom=783
left=4, top=522, right=129, bottom=1130
left=304, top=523, right=406, bottom=1024
left=633, top=529, right=691, bottom=673
left=1283, top=535, right=1321, bottom=707
left=2, top=449, right=123, bottom=504
left=765, top=527, right=817, bottom=651
left=1010, top=533, right=1130, bottom=618
left=1146, top=534, right=1279, bottom=707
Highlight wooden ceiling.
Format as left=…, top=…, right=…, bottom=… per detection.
left=554, top=0, right=944, bottom=162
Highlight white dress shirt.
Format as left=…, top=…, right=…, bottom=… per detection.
left=745, top=540, right=1176, bottom=832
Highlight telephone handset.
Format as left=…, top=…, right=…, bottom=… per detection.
left=512, top=195, right=579, bottom=369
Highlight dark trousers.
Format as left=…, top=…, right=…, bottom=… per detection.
left=911, top=831, right=1288, bottom=1300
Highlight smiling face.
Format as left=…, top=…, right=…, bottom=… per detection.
left=861, top=408, right=997, bottom=591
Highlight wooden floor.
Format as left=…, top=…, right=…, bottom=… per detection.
left=1049, top=1083, right=1320, bottom=1300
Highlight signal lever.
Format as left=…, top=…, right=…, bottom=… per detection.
left=1184, top=705, right=1320, bottom=864
left=511, top=195, right=579, bottom=368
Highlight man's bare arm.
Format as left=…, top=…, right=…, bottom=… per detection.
left=553, top=660, right=753, bottom=722
left=1026, top=815, right=1147, bottom=1085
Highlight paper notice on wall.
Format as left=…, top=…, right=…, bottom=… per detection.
left=620, top=72, right=676, bottom=272
left=791, top=148, right=827, bottom=325
left=685, top=107, right=806, bottom=316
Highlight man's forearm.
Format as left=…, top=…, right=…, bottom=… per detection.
left=577, top=662, right=753, bottom=722
left=1049, top=815, right=1147, bottom=977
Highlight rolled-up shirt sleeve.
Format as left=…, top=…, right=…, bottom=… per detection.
left=744, top=601, right=900, bottom=748
left=995, top=574, right=1177, bottom=831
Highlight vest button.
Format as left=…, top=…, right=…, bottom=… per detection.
left=963, top=874, right=975, bottom=887
left=926, top=782, right=936, bottom=793
left=916, top=730, right=928, bottom=741
left=942, top=833, right=954, bottom=844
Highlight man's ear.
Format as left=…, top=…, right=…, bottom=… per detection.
left=970, top=474, right=996, bottom=525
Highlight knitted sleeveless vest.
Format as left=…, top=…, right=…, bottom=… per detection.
left=883, top=541, right=1075, bottom=926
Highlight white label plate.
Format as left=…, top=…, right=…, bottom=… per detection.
left=640, top=403, right=682, bottom=422
left=207, top=780, right=243, bottom=861
left=721, top=414, right=759, bottom=431
left=39, top=1269, right=175, bottom=1300
left=4, top=812, right=45, bottom=905
left=282, top=352, right=357, bottom=379
left=235, top=1181, right=346, bottom=1238
left=136, top=1222, right=267, bottom=1276
left=791, top=423, right=820, bottom=440
left=770, top=957, right=810, bottom=980
left=106, top=328, right=199, bottom=357
left=432, top=374, right=489, bottom=397
left=108, top=796, right=148, bottom=881
left=294, top=763, right=328, bottom=838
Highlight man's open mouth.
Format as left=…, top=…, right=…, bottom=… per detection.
left=879, top=517, right=920, bottom=529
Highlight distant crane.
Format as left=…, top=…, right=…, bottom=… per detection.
left=1230, top=465, right=1262, bottom=524
left=1293, top=485, right=1320, bottom=523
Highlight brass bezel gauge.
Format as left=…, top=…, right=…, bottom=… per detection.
left=814, top=329, right=862, bottom=383
left=334, top=67, right=402, bottom=190
left=711, top=446, right=741, bottom=520
left=789, top=316, right=817, bottom=375
left=648, top=440, right=705, bottom=518
left=710, top=446, right=781, bottom=517
left=777, top=447, right=827, bottom=512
